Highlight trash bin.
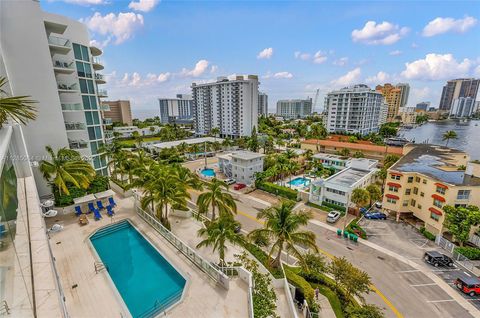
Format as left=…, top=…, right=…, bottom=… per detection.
left=337, top=229, right=342, bottom=236
left=352, top=235, right=358, bottom=242
left=343, top=231, right=349, bottom=238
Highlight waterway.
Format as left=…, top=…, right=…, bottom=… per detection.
left=399, top=119, right=480, bottom=159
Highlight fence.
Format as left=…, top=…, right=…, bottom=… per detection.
left=134, top=196, right=230, bottom=289
left=216, top=266, right=255, bottom=318
left=469, top=233, right=480, bottom=248
left=435, top=235, right=477, bottom=272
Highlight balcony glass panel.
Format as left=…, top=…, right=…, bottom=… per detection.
left=48, top=35, right=70, bottom=47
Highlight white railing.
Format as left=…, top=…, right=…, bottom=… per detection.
left=48, top=35, right=70, bottom=48
left=216, top=266, right=254, bottom=318
left=61, top=103, right=83, bottom=111
left=134, top=195, right=230, bottom=289
left=281, top=263, right=299, bottom=318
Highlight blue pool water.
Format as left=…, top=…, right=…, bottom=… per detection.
left=200, top=168, right=215, bottom=177
left=90, top=221, right=186, bottom=318
left=288, top=177, right=310, bottom=187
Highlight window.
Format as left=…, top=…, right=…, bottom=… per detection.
left=81, top=45, right=90, bottom=62
left=423, top=179, right=427, bottom=184
left=410, top=199, right=416, bottom=206
left=418, top=204, right=422, bottom=209
left=402, top=200, right=409, bottom=207
left=430, top=212, right=440, bottom=221
left=390, top=174, right=400, bottom=180
left=407, top=176, right=414, bottom=183
left=457, top=190, right=470, bottom=200
left=387, top=198, right=397, bottom=204
left=415, top=177, right=420, bottom=182
left=433, top=199, right=443, bottom=208
left=413, top=187, right=418, bottom=195
left=420, top=192, right=424, bottom=197
left=436, top=186, right=446, bottom=195
left=388, top=186, right=399, bottom=193
left=82, top=95, right=91, bottom=109
left=73, top=43, right=82, bottom=60
left=405, top=188, right=411, bottom=195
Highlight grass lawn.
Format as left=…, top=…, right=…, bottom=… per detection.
left=117, top=136, right=163, bottom=147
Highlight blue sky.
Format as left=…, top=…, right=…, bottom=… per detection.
left=43, top=0, right=480, bottom=118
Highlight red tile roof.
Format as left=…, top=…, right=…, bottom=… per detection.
left=302, top=139, right=404, bottom=155
left=431, top=194, right=446, bottom=202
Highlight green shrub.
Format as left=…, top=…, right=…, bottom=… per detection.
left=321, top=201, right=346, bottom=212
left=346, top=218, right=367, bottom=239
left=455, top=246, right=480, bottom=260
left=257, top=182, right=298, bottom=200
left=284, top=267, right=318, bottom=313
left=243, top=242, right=284, bottom=278
left=419, top=227, right=436, bottom=241
left=54, top=175, right=111, bottom=207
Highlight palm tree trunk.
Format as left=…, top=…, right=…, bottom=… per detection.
left=273, top=242, right=283, bottom=268
left=211, top=201, right=216, bottom=220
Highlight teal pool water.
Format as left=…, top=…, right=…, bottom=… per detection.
left=200, top=168, right=215, bottom=177
left=288, top=177, right=310, bottom=187
left=90, top=221, right=185, bottom=318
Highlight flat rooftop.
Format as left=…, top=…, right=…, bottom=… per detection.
left=149, top=137, right=224, bottom=149
left=312, top=153, right=348, bottom=160
left=325, top=167, right=371, bottom=187
left=230, top=150, right=265, bottom=160
left=390, top=144, right=480, bottom=186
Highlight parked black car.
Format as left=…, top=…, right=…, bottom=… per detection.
left=423, top=251, right=454, bottom=267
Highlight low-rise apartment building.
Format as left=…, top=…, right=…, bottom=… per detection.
left=218, top=151, right=265, bottom=185
left=382, top=144, right=480, bottom=235
left=113, top=125, right=161, bottom=138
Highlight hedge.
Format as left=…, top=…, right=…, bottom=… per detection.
left=257, top=182, right=298, bottom=200
left=419, top=227, right=436, bottom=241
left=321, top=201, right=346, bottom=213
left=455, top=246, right=480, bottom=260
left=346, top=218, right=367, bottom=239
left=54, top=175, right=110, bottom=207
left=243, top=242, right=284, bottom=278
left=284, top=267, right=318, bottom=313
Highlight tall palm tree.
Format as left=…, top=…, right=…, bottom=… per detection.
left=210, top=127, right=221, bottom=141
left=366, top=184, right=382, bottom=207
left=196, top=216, right=244, bottom=266
left=173, top=164, right=203, bottom=191
left=197, top=178, right=237, bottom=220
left=98, top=141, right=122, bottom=175
left=442, top=130, right=457, bottom=147
left=284, top=149, right=298, bottom=160
left=39, top=146, right=95, bottom=195
left=0, top=77, right=37, bottom=128
left=249, top=200, right=318, bottom=268
left=351, top=188, right=370, bottom=212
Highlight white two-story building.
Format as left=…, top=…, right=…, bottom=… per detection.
left=218, top=151, right=265, bottom=185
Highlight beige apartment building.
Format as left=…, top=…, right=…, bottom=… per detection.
left=103, top=100, right=133, bottom=125
left=382, top=144, right=480, bottom=235
left=376, top=83, right=409, bottom=122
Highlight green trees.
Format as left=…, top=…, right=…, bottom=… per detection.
left=210, top=127, right=220, bottom=141
left=377, top=154, right=400, bottom=191
left=249, top=200, right=318, bottom=268
left=365, top=184, right=382, bottom=206
left=0, top=77, right=37, bottom=128
left=346, top=304, right=384, bottom=318
left=416, top=113, right=429, bottom=124
left=328, top=256, right=372, bottom=303
left=196, top=216, right=244, bottom=266
left=197, top=178, right=237, bottom=220
left=442, top=130, right=458, bottom=147
left=39, top=146, right=95, bottom=195
left=248, top=126, right=259, bottom=152
left=351, top=188, right=370, bottom=210
left=378, top=123, right=398, bottom=138
left=443, top=205, right=480, bottom=246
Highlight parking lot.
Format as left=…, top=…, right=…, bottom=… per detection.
left=359, top=218, right=480, bottom=311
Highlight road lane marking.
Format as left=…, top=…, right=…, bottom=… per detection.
left=410, top=283, right=437, bottom=287
left=463, top=271, right=471, bottom=277
left=426, top=299, right=456, bottom=303
left=396, top=269, right=421, bottom=273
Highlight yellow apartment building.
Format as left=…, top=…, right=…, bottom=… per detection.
left=376, top=83, right=402, bottom=122
left=382, top=144, right=480, bottom=235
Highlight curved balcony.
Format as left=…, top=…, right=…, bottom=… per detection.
left=92, top=57, right=104, bottom=70
left=100, top=104, right=110, bottom=111
left=95, top=73, right=106, bottom=84
left=97, top=89, right=108, bottom=97
left=57, top=82, right=78, bottom=93
left=90, top=45, right=102, bottom=56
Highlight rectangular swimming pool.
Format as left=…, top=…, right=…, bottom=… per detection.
left=90, top=220, right=186, bottom=318
left=288, top=177, right=311, bottom=187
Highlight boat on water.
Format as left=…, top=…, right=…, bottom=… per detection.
left=385, top=137, right=412, bottom=147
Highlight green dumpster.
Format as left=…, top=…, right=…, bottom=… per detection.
left=343, top=231, right=349, bottom=238
left=353, top=235, right=358, bottom=242
left=337, top=229, right=342, bottom=236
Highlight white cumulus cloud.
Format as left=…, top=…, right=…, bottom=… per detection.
left=129, top=0, right=160, bottom=13
left=181, top=60, right=210, bottom=77
left=365, top=71, right=390, bottom=84
left=331, top=68, right=361, bottom=87
left=352, top=21, right=409, bottom=45
left=475, top=65, right=480, bottom=77
left=313, top=51, right=328, bottom=64
left=422, top=16, right=477, bottom=37
left=333, top=57, right=349, bottom=66
left=294, top=50, right=327, bottom=64
left=263, top=71, right=293, bottom=79
left=401, top=53, right=473, bottom=80
left=64, top=0, right=106, bottom=5
left=294, top=51, right=311, bottom=61
left=83, top=12, right=144, bottom=45
left=257, top=47, right=274, bottom=59
left=389, top=50, right=402, bottom=56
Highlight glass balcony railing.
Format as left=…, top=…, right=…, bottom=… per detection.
left=97, top=89, right=108, bottom=97
left=100, top=104, right=110, bottom=111
left=104, top=130, right=114, bottom=139
left=95, top=73, right=106, bottom=82
left=61, top=103, right=83, bottom=111
left=48, top=35, right=71, bottom=48
left=65, top=122, right=86, bottom=131
left=92, top=57, right=103, bottom=65
left=53, top=59, right=74, bottom=70
left=103, top=118, right=112, bottom=125
left=69, top=139, right=88, bottom=149
left=57, top=83, right=78, bottom=91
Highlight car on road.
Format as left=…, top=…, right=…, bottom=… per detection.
left=326, top=211, right=341, bottom=223
left=423, top=250, right=454, bottom=267
left=233, top=183, right=246, bottom=190
left=224, top=178, right=236, bottom=185
left=455, top=276, right=480, bottom=297
left=364, top=211, right=387, bottom=220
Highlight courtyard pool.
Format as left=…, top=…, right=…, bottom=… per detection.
left=200, top=168, right=216, bottom=177
left=90, top=220, right=186, bottom=318
left=288, top=177, right=311, bottom=187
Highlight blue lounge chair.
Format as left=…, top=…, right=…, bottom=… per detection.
left=97, top=200, right=106, bottom=210
left=93, top=209, right=102, bottom=220
left=88, top=202, right=99, bottom=214
left=108, top=197, right=117, bottom=208
left=106, top=205, right=114, bottom=217
left=74, top=206, right=83, bottom=216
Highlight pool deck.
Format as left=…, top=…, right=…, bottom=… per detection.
left=45, top=196, right=249, bottom=318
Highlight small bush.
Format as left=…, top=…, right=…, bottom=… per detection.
left=243, top=242, right=284, bottom=278
left=284, top=267, right=318, bottom=313
left=257, top=182, right=298, bottom=201
left=346, top=218, right=367, bottom=239
left=419, top=227, right=436, bottom=241
left=54, top=175, right=111, bottom=207
left=322, top=201, right=346, bottom=212
left=455, top=246, right=480, bottom=260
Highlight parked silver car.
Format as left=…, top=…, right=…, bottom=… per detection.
left=326, top=211, right=341, bottom=223
left=224, top=178, right=236, bottom=185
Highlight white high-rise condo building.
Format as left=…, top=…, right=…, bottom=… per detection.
left=191, top=75, right=259, bottom=138
left=325, top=84, right=387, bottom=135
left=158, top=94, right=194, bottom=124
left=276, top=98, right=313, bottom=119
left=258, top=92, right=268, bottom=116
left=0, top=0, right=108, bottom=196
left=450, top=97, right=478, bottom=118
left=397, top=83, right=410, bottom=108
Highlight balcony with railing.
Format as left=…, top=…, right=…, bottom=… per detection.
left=53, top=59, right=74, bottom=74
left=48, top=35, right=71, bottom=54
left=91, top=57, right=104, bottom=70
left=68, top=139, right=88, bottom=149
left=65, top=122, right=86, bottom=131
left=104, top=130, right=114, bottom=139
left=97, top=89, right=108, bottom=97
left=61, top=103, right=83, bottom=111
left=100, top=104, right=110, bottom=111
left=57, top=82, right=78, bottom=93
left=94, top=73, right=106, bottom=84
left=103, top=118, right=112, bottom=125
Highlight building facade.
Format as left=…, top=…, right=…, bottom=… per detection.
left=218, top=151, right=265, bottom=185
left=376, top=83, right=409, bottom=122
left=102, top=100, right=132, bottom=125
left=276, top=98, right=313, bottom=119
left=416, top=102, right=430, bottom=111
left=0, top=1, right=108, bottom=196
left=192, top=75, right=259, bottom=138
left=449, top=97, right=477, bottom=118
left=113, top=125, right=162, bottom=138
left=382, top=144, right=480, bottom=235
left=258, top=92, right=268, bottom=116
left=397, top=83, right=410, bottom=109
left=439, top=78, right=480, bottom=111
left=158, top=94, right=193, bottom=124
left=325, top=84, right=387, bottom=135
left=398, top=107, right=417, bottom=125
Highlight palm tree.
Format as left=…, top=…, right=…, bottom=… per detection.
left=0, top=77, right=37, bottom=128
left=39, top=146, right=95, bottom=195
left=284, top=149, right=298, bottom=160
left=173, top=164, right=203, bottom=191
left=196, top=216, right=244, bottom=266
left=249, top=200, right=318, bottom=268
left=177, top=142, right=189, bottom=154
left=197, top=178, right=237, bottom=220
left=442, top=130, right=457, bottom=147
left=98, top=141, right=122, bottom=175
left=366, top=184, right=382, bottom=207
left=210, top=127, right=221, bottom=141
left=351, top=188, right=370, bottom=212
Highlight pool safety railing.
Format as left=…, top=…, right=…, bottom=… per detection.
left=134, top=195, right=230, bottom=289
left=137, top=289, right=183, bottom=318
left=94, top=261, right=108, bottom=274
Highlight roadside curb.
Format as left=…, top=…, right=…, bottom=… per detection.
left=309, top=219, right=480, bottom=317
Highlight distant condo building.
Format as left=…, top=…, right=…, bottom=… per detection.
left=376, top=83, right=409, bottom=122
left=0, top=0, right=109, bottom=196
left=102, top=100, right=133, bottom=125
left=325, top=85, right=387, bottom=135
left=276, top=98, right=313, bottom=119
left=439, top=78, right=480, bottom=111
left=416, top=101, right=430, bottom=111
left=449, top=97, right=478, bottom=118
left=158, top=94, right=193, bottom=124
left=191, top=75, right=259, bottom=138
left=258, top=92, right=268, bottom=116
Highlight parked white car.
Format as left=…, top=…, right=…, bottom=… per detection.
left=326, top=211, right=341, bottom=223
left=224, top=178, right=236, bottom=185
